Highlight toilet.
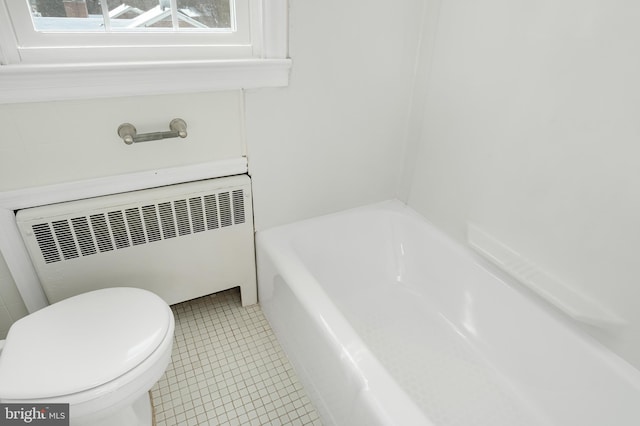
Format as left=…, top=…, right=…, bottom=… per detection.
left=0, top=287, right=175, bottom=426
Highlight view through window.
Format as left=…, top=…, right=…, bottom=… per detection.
left=28, top=0, right=232, bottom=32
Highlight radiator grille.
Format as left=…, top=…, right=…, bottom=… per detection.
left=31, top=189, right=248, bottom=264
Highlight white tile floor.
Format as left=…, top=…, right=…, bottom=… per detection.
left=150, top=288, right=322, bottom=426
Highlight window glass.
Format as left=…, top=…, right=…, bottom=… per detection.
left=28, top=0, right=232, bottom=32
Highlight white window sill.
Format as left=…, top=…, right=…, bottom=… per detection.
left=0, top=58, right=291, bottom=104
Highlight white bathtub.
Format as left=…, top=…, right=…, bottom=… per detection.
left=256, top=200, right=640, bottom=426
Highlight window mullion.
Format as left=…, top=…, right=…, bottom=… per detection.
left=231, top=0, right=239, bottom=32
left=100, top=0, right=112, bottom=32
left=170, top=0, right=179, bottom=30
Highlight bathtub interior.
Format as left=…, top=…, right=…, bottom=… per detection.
left=258, top=200, right=640, bottom=426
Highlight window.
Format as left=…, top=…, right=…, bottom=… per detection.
left=0, top=0, right=290, bottom=103
left=3, top=0, right=253, bottom=63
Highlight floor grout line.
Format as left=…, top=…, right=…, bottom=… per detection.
left=151, top=288, right=322, bottom=426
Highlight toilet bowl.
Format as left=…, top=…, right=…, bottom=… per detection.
left=0, top=287, right=175, bottom=426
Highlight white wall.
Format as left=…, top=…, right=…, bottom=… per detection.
left=406, top=0, right=640, bottom=369
left=245, top=0, right=424, bottom=231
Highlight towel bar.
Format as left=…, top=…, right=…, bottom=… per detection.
left=118, top=118, right=187, bottom=145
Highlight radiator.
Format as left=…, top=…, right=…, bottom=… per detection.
left=16, top=175, right=257, bottom=306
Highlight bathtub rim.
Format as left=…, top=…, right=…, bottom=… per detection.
left=264, top=199, right=640, bottom=382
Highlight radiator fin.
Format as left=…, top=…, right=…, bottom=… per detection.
left=28, top=189, right=247, bottom=264
left=52, top=220, right=79, bottom=260
left=108, top=211, right=130, bottom=250
left=158, top=202, right=177, bottom=239
left=204, top=194, right=219, bottom=230
left=189, top=197, right=205, bottom=233
left=32, top=223, right=61, bottom=264
left=219, top=192, right=232, bottom=227
left=125, top=208, right=146, bottom=246
left=91, top=214, right=114, bottom=253
left=174, top=199, right=191, bottom=236
left=71, top=217, right=97, bottom=256
left=232, top=189, right=245, bottom=224
left=142, top=205, right=162, bottom=243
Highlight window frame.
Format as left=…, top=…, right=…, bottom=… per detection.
left=0, top=0, right=290, bottom=104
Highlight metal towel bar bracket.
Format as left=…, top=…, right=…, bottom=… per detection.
left=118, top=118, right=187, bottom=145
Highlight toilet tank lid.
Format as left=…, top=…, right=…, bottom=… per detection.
left=0, top=287, right=173, bottom=400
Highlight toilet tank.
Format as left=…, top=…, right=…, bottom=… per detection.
left=15, top=175, right=256, bottom=306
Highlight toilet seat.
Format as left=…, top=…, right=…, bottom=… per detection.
left=0, top=287, right=173, bottom=404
